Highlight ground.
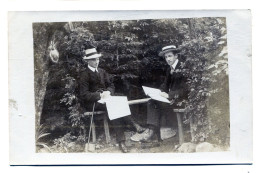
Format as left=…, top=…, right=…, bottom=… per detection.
left=38, top=121, right=229, bottom=153
left=86, top=130, right=183, bottom=153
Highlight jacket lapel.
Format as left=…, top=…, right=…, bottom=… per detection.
left=169, top=61, right=182, bottom=90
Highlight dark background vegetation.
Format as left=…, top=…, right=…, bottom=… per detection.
left=33, top=18, right=229, bottom=152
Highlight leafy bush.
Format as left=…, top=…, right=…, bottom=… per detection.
left=179, top=18, right=229, bottom=143
left=52, top=132, right=85, bottom=153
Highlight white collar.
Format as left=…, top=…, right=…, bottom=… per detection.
left=88, top=65, right=98, bottom=72
left=171, top=59, right=179, bottom=70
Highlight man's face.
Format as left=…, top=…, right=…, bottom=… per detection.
left=164, top=51, right=178, bottom=66
left=87, top=58, right=100, bottom=68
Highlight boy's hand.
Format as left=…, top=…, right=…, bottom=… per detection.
left=100, top=91, right=111, bottom=99
left=160, top=92, right=169, bottom=99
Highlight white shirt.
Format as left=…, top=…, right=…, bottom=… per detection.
left=88, top=65, right=98, bottom=72
left=170, top=59, right=179, bottom=74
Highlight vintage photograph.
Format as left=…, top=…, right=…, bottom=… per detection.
left=33, top=17, right=229, bottom=153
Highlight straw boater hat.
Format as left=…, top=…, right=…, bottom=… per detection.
left=158, top=45, right=181, bottom=57
left=83, top=48, right=102, bottom=60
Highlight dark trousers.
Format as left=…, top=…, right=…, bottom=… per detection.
left=87, top=102, right=126, bottom=143
left=147, top=100, right=176, bottom=128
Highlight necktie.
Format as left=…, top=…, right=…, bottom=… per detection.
left=170, top=67, right=175, bottom=74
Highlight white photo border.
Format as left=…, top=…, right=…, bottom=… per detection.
left=9, top=10, right=252, bottom=165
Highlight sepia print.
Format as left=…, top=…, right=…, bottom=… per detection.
left=33, top=17, right=230, bottom=154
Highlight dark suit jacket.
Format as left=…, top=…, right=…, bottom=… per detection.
left=79, top=66, right=115, bottom=109
left=160, top=61, right=188, bottom=102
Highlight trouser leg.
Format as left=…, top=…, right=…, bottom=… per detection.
left=147, top=100, right=175, bottom=127
left=147, top=100, right=175, bottom=141
left=147, top=100, right=160, bottom=128
left=146, top=100, right=163, bottom=141
left=110, top=117, right=126, bottom=143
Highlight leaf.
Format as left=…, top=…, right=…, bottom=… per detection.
left=216, top=60, right=228, bottom=65
left=37, top=133, right=51, bottom=140
left=220, top=34, right=227, bottom=39
left=218, top=41, right=225, bottom=45
left=219, top=46, right=228, bottom=57
left=220, top=27, right=226, bottom=34
left=36, top=142, right=52, bottom=152
left=133, top=27, right=141, bottom=30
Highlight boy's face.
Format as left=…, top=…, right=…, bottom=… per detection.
left=164, top=51, right=178, bottom=66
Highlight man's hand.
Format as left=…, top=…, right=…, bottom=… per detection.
left=100, top=91, right=111, bottom=99
left=170, top=99, right=175, bottom=105
left=169, top=94, right=179, bottom=105
left=160, top=92, right=169, bottom=99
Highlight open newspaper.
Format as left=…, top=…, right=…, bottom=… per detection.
left=142, top=86, right=170, bottom=103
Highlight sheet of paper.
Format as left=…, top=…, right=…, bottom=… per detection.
left=103, top=96, right=131, bottom=120
left=142, top=86, right=161, bottom=95
left=149, top=93, right=171, bottom=103
left=142, top=86, right=170, bottom=103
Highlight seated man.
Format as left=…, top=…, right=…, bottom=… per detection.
left=79, top=47, right=144, bottom=153
left=131, top=45, right=188, bottom=142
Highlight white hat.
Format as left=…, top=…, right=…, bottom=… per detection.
left=158, top=45, right=181, bottom=57
left=83, top=48, right=102, bottom=60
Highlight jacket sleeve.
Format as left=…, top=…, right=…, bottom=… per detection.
left=79, top=71, right=101, bottom=103
left=104, top=70, right=115, bottom=95
left=159, top=69, right=170, bottom=93
left=168, top=74, right=188, bottom=100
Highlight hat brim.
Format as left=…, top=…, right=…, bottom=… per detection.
left=83, top=53, right=102, bottom=60
left=158, top=48, right=181, bottom=57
